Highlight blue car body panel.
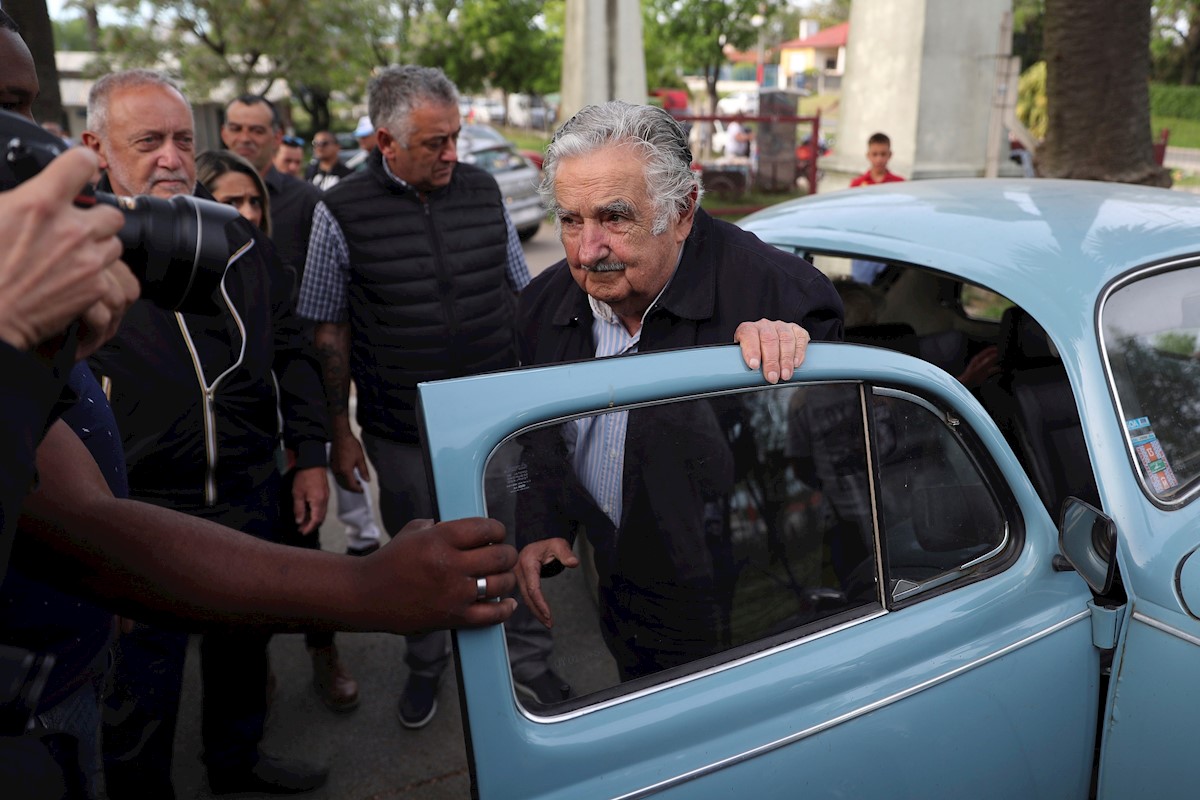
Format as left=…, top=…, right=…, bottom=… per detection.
left=422, top=345, right=1097, bottom=799
left=418, top=179, right=1200, bottom=797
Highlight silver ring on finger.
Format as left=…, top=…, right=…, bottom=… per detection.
left=475, top=576, right=488, bottom=601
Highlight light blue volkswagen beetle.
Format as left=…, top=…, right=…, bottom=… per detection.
left=418, top=178, right=1200, bottom=799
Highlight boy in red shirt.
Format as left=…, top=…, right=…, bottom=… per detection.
left=850, top=132, right=905, bottom=186
left=849, top=133, right=905, bottom=282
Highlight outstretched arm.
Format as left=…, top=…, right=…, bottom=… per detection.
left=16, top=421, right=517, bottom=634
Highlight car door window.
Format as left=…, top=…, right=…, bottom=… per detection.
left=485, top=381, right=1013, bottom=713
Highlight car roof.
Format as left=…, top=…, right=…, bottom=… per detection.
left=740, top=178, right=1200, bottom=316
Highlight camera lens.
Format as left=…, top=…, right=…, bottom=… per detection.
left=96, top=193, right=245, bottom=314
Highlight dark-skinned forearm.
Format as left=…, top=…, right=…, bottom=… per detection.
left=16, top=421, right=378, bottom=632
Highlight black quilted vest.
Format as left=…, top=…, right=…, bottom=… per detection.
left=323, top=151, right=517, bottom=443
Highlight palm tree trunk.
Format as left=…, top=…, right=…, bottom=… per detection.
left=1037, top=0, right=1170, bottom=186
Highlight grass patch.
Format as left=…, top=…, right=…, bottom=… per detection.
left=498, top=125, right=552, bottom=153
left=799, top=93, right=841, bottom=119
left=706, top=187, right=808, bottom=222
left=1172, top=170, right=1200, bottom=186
left=1152, top=115, right=1200, bottom=149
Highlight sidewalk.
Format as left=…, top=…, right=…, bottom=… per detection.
left=1165, top=145, right=1200, bottom=173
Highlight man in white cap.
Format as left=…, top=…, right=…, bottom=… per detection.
left=345, top=115, right=376, bottom=171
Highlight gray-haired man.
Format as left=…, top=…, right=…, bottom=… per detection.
left=297, top=65, right=560, bottom=725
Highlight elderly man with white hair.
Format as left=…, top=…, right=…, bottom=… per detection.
left=513, top=101, right=844, bottom=681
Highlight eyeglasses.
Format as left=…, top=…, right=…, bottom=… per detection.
left=282, top=135, right=305, bottom=147
left=312, top=138, right=336, bottom=147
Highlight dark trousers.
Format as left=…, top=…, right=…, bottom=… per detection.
left=102, top=480, right=279, bottom=796
left=276, top=468, right=334, bottom=651
left=599, top=577, right=724, bottom=683
left=103, top=625, right=273, bottom=796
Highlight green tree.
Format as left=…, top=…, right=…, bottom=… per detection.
left=797, top=0, right=850, bottom=29
left=410, top=0, right=562, bottom=98
left=1013, top=0, right=1045, bottom=69
left=1016, top=60, right=1047, bottom=139
left=648, top=0, right=785, bottom=115
left=86, top=1, right=386, bottom=135
left=52, top=15, right=96, bottom=50
left=1038, top=0, right=1169, bottom=185
left=1152, top=0, right=1200, bottom=84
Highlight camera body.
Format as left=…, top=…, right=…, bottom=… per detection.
left=0, top=108, right=245, bottom=314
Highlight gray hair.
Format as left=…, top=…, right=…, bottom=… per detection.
left=367, top=65, right=458, bottom=147
left=540, top=101, right=702, bottom=235
left=88, top=69, right=190, bottom=137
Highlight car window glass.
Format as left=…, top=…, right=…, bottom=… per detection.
left=1101, top=265, right=1200, bottom=505
left=871, top=389, right=1009, bottom=602
left=485, top=380, right=1012, bottom=714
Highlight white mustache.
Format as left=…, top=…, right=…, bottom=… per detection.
left=583, top=260, right=627, bottom=273
left=150, top=170, right=191, bottom=186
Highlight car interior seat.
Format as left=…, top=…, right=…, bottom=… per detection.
left=977, top=307, right=1101, bottom=518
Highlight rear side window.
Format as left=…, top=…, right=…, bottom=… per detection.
left=1101, top=264, right=1200, bottom=506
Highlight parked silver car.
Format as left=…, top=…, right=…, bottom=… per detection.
left=459, top=124, right=542, bottom=241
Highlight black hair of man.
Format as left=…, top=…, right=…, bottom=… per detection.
left=868, top=132, right=891, bottom=148
left=228, top=93, right=282, bottom=132
left=0, top=9, right=20, bottom=32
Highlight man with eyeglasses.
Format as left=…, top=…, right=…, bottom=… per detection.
left=274, top=135, right=306, bottom=178
left=297, top=65, right=564, bottom=728
left=305, top=130, right=351, bottom=191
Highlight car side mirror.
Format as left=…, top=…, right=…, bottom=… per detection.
left=1058, top=497, right=1118, bottom=595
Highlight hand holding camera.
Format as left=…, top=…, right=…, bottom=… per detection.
left=2, top=107, right=249, bottom=359
left=0, top=146, right=137, bottom=360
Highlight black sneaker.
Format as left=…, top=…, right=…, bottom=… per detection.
left=208, top=753, right=328, bottom=795
left=397, top=673, right=440, bottom=729
left=346, top=542, right=380, bottom=557
left=514, top=669, right=573, bottom=707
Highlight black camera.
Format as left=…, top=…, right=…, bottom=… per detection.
left=0, top=108, right=245, bottom=314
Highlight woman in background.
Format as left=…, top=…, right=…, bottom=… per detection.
left=196, top=147, right=369, bottom=715
left=196, top=150, right=271, bottom=235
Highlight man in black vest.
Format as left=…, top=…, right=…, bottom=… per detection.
left=297, top=65, right=563, bottom=728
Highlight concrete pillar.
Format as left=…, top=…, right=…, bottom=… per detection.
left=559, top=0, right=647, bottom=122
left=823, top=0, right=1011, bottom=189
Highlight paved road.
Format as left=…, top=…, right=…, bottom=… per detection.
left=173, top=225, right=567, bottom=799
left=1165, top=146, right=1200, bottom=173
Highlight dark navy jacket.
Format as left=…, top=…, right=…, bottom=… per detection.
left=89, top=180, right=327, bottom=518
left=0, top=363, right=124, bottom=709
left=515, top=209, right=843, bottom=669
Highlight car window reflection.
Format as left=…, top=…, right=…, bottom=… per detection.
left=486, top=382, right=1012, bottom=713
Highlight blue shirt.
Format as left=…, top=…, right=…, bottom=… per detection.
left=569, top=272, right=677, bottom=526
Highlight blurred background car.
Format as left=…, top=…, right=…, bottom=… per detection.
left=471, top=97, right=506, bottom=125
left=459, top=123, right=542, bottom=240
left=716, top=90, right=759, bottom=116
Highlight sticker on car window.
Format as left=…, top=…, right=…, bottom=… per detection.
left=505, top=462, right=531, bottom=494
left=1129, top=419, right=1179, bottom=494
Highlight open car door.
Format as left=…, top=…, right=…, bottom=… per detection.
left=419, top=343, right=1099, bottom=799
